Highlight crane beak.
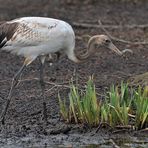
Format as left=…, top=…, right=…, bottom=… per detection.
left=108, top=43, right=122, bottom=56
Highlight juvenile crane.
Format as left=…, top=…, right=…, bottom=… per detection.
left=0, top=17, right=122, bottom=124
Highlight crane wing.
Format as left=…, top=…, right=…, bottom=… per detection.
left=1, top=18, right=60, bottom=48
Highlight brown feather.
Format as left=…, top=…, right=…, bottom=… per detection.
left=0, top=22, right=18, bottom=48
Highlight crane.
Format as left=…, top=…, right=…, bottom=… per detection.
left=0, top=17, right=123, bottom=124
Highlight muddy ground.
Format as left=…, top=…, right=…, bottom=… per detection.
left=0, top=0, right=148, bottom=147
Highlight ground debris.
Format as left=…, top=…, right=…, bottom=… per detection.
left=50, top=126, right=71, bottom=135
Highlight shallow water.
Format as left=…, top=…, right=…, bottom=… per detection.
left=0, top=132, right=147, bottom=148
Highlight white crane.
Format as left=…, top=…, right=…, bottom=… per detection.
left=0, top=17, right=122, bottom=124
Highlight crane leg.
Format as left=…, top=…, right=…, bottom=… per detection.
left=0, top=63, right=26, bottom=124
left=39, top=56, right=47, bottom=122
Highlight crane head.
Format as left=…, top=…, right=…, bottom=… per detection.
left=88, top=35, right=123, bottom=56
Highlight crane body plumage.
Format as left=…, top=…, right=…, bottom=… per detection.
left=0, top=17, right=123, bottom=124
left=0, top=17, right=77, bottom=64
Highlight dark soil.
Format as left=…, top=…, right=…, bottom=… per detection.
left=0, top=0, right=148, bottom=147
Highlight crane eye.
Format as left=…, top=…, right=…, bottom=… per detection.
left=105, top=39, right=110, bottom=43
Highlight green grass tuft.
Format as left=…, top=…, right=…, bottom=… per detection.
left=59, top=79, right=148, bottom=130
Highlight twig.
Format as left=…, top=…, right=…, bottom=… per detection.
left=19, top=77, right=71, bottom=88
left=109, top=139, right=120, bottom=148
left=138, top=128, right=148, bottom=133
left=115, top=125, right=135, bottom=130
left=112, top=129, right=129, bottom=134
left=72, top=21, right=148, bottom=30
left=98, top=20, right=148, bottom=45
left=45, top=81, right=70, bottom=89
left=45, top=85, right=58, bottom=93
left=96, top=122, right=113, bottom=133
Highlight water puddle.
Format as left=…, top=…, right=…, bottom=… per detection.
left=0, top=132, right=147, bottom=148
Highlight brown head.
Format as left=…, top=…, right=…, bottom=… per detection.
left=74, top=34, right=122, bottom=63
left=88, top=35, right=122, bottom=56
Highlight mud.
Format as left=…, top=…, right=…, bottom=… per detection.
left=0, top=0, right=148, bottom=147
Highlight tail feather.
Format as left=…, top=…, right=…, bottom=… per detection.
left=0, top=21, right=18, bottom=48
left=0, top=21, right=7, bottom=48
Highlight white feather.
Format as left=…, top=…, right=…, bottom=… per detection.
left=2, top=17, right=76, bottom=62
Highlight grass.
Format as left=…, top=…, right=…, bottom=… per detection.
left=134, top=86, right=148, bottom=129
left=59, top=78, right=148, bottom=130
left=59, top=78, right=100, bottom=126
left=100, top=82, right=132, bottom=127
